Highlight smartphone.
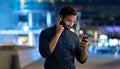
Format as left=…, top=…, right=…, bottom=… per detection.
left=60, top=19, right=66, bottom=29
left=60, top=16, right=64, bottom=25
left=81, top=35, right=88, bottom=42
left=60, top=21, right=64, bottom=25
left=59, top=17, right=68, bottom=30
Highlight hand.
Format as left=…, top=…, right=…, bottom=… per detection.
left=56, top=16, right=64, bottom=35
left=79, top=36, right=89, bottom=49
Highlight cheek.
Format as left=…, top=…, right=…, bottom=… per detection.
left=65, top=22, right=69, bottom=25
left=65, top=21, right=74, bottom=26
left=69, top=23, right=74, bottom=26
left=71, top=23, right=74, bottom=26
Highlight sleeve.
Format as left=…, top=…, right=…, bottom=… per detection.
left=39, top=30, right=51, bottom=58
left=74, top=36, right=87, bottom=64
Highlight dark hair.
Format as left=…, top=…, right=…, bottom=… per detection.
left=59, top=6, right=77, bottom=17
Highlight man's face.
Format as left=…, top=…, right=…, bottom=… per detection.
left=63, top=15, right=77, bottom=29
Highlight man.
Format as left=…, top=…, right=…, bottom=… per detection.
left=39, top=6, right=89, bottom=69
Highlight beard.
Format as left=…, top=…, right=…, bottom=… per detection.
left=60, top=21, right=71, bottom=30
left=64, top=25, right=72, bottom=30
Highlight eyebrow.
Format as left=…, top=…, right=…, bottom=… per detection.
left=67, top=19, right=76, bottom=23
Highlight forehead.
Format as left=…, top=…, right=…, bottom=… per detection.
left=65, top=15, right=77, bottom=20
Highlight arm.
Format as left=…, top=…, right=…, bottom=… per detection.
left=49, top=32, right=61, bottom=53
left=49, top=17, right=64, bottom=53
left=39, top=30, right=51, bottom=58
left=39, top=17, right=64, bottom=58
left=79, top=46, right=88, bottom=63
left=39, top=30, right=62, bottom=58
left=75, top=37, right=88, bottom=64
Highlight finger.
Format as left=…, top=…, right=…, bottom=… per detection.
left=79, top=43, right=88, bottom=47
left=79, top=42, right=86, bottom=45
left=57, top=16, right=62, bottom=25
left=79, top=41, right=88, bottom=46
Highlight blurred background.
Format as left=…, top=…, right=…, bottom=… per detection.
left=0, top=0, right=120, bottom=69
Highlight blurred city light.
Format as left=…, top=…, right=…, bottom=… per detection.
left=109, top=39, right=119, bottom=46
left=79, top=30, right=83, bottom=35
left=23, top=25, right=29, bottom=31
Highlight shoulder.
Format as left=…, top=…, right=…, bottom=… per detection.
left=69, top=30, right=79, bottom=41
left=69, top=30, right=78, bottom=37
left=41, top=26, right=56, bottom=35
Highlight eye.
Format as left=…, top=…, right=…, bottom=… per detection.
left=67, top=19, right=72, bottom=22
